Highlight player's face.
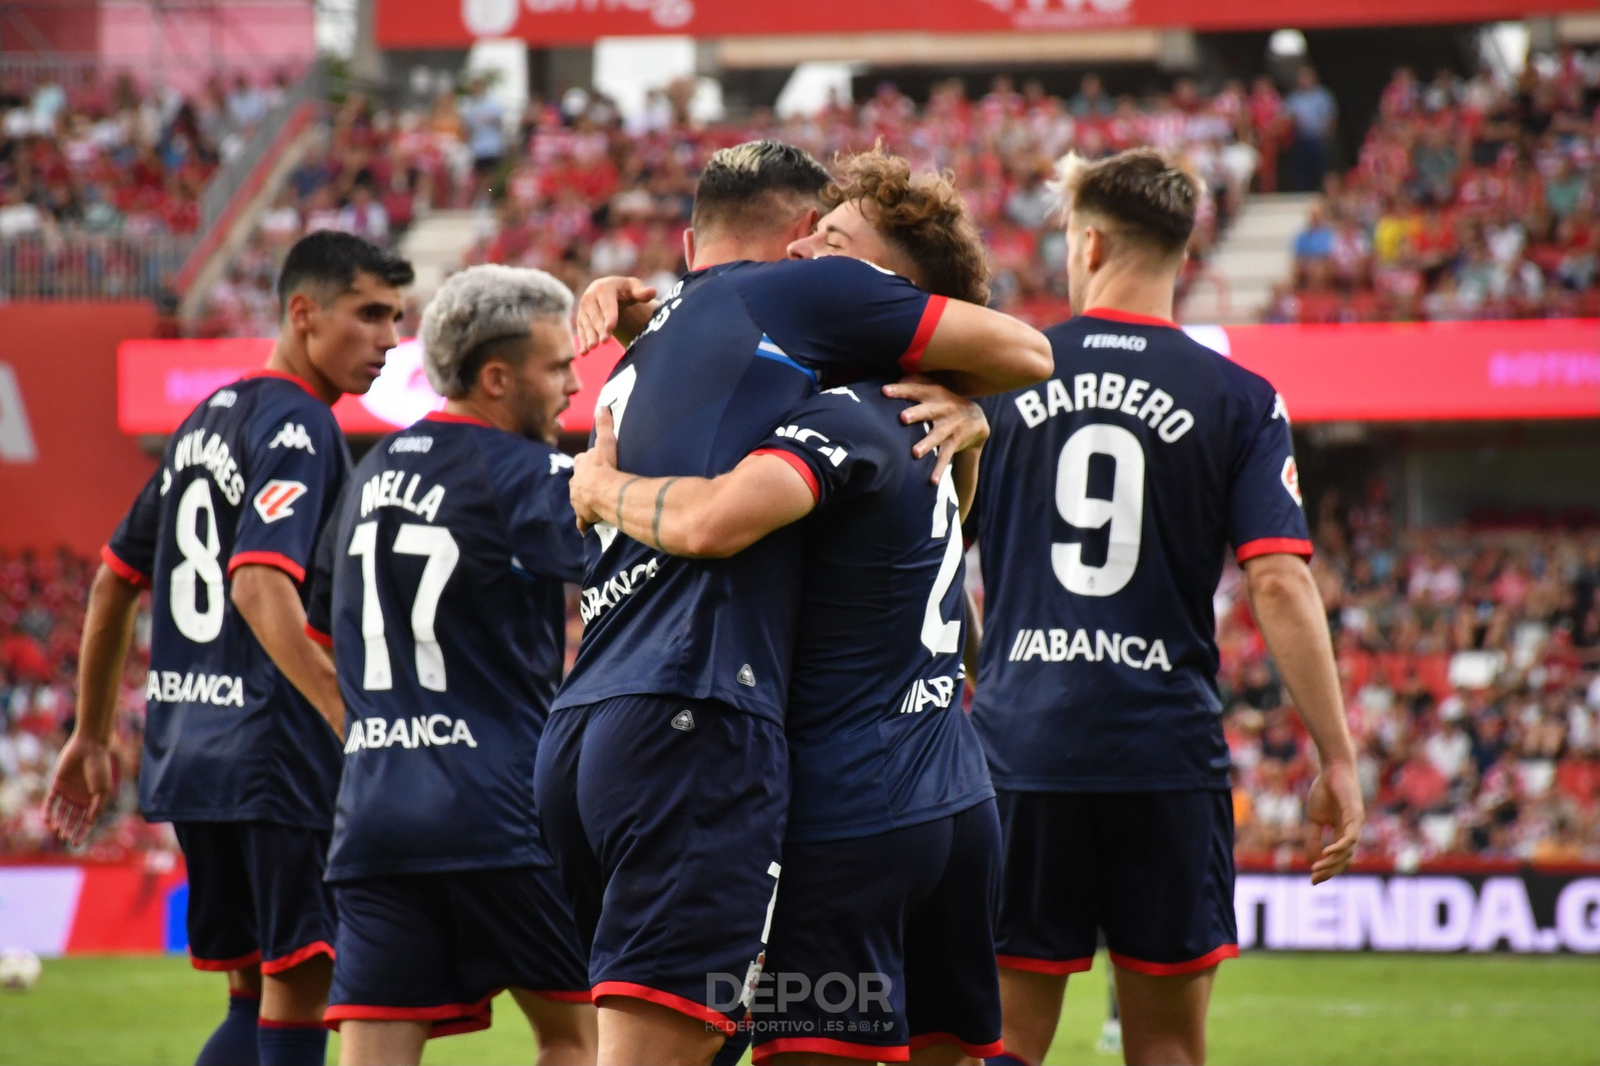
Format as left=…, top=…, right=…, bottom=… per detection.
left=303, top=272, right=405, bottom=397
left=509, top=317, right=580, bottom=444
left=787, top=200, right=922, bottom=285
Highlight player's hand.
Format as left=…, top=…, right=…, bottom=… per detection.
left=883, top=376, right=990, bottom=485
left=1305, top=758, right=1364, bottom=884
left=44, top=734, right=115, bottom=848
left=575, top=276, right=657, bottom=355
left=571, top=406, right=621, bottom=533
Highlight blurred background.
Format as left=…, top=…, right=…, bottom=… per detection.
left=0, top=0, right=1594, bottom=1053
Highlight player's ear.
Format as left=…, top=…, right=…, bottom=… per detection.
left=1085, top=226, right=1109, bottom=273
left=791, top=206, right=820, bottom=244
left=286, top=291, right=316, bottom=335
left=683, top=227, right=697, bottom=270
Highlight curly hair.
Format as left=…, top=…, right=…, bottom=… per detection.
left=822, top=148, right=992, bottom=305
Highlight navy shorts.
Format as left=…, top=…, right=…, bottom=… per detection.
left=534, top=695, right=788, bottom=1035
left=324, top=866, right=591, bottom=1037
left=172, top=821, right=335, bottom=975
left=749, top=800, right=1004, bottom=1065
left=993, top=790, right=1239, bottom=976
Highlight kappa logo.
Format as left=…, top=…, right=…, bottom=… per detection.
left=268, top=421, right=316, bottom=453
left=821, top=386, right=861, bottom=402
left=1281, top=455, right=1303, bottom=506
left=737, top=664, right=756, bottom=687
left=254, top=479, right=308, bottom=523
left=671, top=709, right=696, bottom=732
left=1272, top=392, right=1291, bottom=424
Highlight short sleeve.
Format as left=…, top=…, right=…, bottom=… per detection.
left=302, top=506, right=340, bottom=648
left=103, top=465, right=164, bottom=588
left=229, top=405, right=345, bottom=585
left=750, top=387, right=898, bottom=509
left=1229, top=390, right=1313, bottom=562
left=485, top=438, right=586, bottom=585
left=735, top=258, right=946, bottom=378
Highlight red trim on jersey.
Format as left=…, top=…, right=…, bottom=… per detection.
left=429, top=1016, right=494, bottom=1038
left=996, top=953, right=1094, bottom=975
left=229, top=551, right=308, bottom=585
left=324, top=991, right=495, bottom=1034
left=1082, top=307, right=1179, bottom=328
left=100, top=544, right=151, bottom=589
left=752, top=1036, right=910, bottom=1064
left=423, top=409, right=491, bottom=427
left=750, top=447, right=820, bottom=502
left=189, top=948, right=261, bottom=972
left=1109, top=943, right=1239, bottom=976
left=899, top=294, right=948, bottom=371
left=909, top=1031, right=1005, bottom=1058
left=304, top=622, right=333, bottom=648
left=591, top=982, right=737, bottom=1034
left=242, top=368, right=322, bottom=400
left=260, top=939, right=334, bottom=975
left=1235, top=537, right=1314, bottom=563
left=257, top=1018, right=328, bottom=1030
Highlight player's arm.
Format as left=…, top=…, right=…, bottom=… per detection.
left=575, top=275, right=659, bottom=354
left=962, top=585, right=982, bottom=685
left=45, top=563, right=141, bottom=845
left=232, top=564, right=345, bottom=739
left=570, top=408, right=814, bottom=559
left=913, top=300, right=1052, bottom=396
left=1242, top=552, right=1363, bottom=884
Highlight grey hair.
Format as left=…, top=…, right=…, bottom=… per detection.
left=420, top=264, right=574, bottom=396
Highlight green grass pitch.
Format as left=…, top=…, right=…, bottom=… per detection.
left=0, top=952, right=1594, bottom=1065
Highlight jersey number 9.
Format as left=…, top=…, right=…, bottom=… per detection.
left=1053, top=423, right=1145, bottom=598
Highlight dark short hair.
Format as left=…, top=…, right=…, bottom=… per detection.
left=277, top=230, right=415, bottom=312
left=691, top=140, right=830, bottom=239
left=1053, top=148, right=1200, bottom=259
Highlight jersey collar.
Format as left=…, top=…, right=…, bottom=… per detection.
left=1081, top=307, right=1179, bottom=329
left=241, top=368, right=321, bottom=398
left=422, top=409, right=491, bottom=427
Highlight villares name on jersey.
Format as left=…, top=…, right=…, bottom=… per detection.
left=971, top=311, right=1311, bottom=793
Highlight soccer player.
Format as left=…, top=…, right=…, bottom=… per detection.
left=45, top=232, right=412, bottom=1066
left=967, top=149, right=1364, bottom=1066
left=532, top=140, right=1051, bottom=1066
left=568, top=152, right=1004, bottom=1065
left=305, top=265, right=596, bottom=1066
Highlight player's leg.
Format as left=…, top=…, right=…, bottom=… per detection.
left=903, top=801, right=1004, bottom=1066
left=991, top=792, right=1099, bottom=1066
left=1098, top=791, right=1238, bottom=1066
left=245, top=823, right=339, bottom=1066
left=576, top=695, right=787, bottom=1066
left=337, top=1020, right=429, bottom=1066
left=509, top=990, right=598, bottom=1066
left=173, top=823, right=268, bottom=1066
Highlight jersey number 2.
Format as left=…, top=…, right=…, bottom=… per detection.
left=348, top=522, right=460, bottom=691
left=1053, top=423, right=1145, bottom=598
left=921, top=468, right=964, bottom=655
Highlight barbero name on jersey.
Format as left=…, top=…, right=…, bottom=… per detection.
left=1012, top=366, right=1195, bottom=443
left=343, top=713, right=478, bottom=753
left=144, top=670, right=246, bottom=706
left=359, top=467, right=446, bottom=522
left=1005, top=627, right=1172, bottom=671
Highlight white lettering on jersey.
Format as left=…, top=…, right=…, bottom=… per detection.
left=579, top=556, right=663, bottom=623
left=268, top=421, right=317, bottom=453
left=1005, top=628, right=1172, bottom=672
left=1010, top=373, right=1194, bottom=442
left=899, top=674, right=959, bottom=714
left=1082, top=333, right=1148, bottom=351
left=208, top=389, right=237, bottom=408
left=822, top=386, right=861, bottom=402
left=388, top=435, right=433, bottom=454
left=171, top=428, right=245, bottom=505
left=343, top=714, right=479, bottom=754
left=771, top=424, right=848, bottom=466
left=253, top=479, right=307, bottom=524
left=143, top=671, right=247, bottom=706
left=358, top=470, right=446, bottom=523
left=549, top=452, right=575, bottom=474
left=1281, top=455, right=1303, bottom=505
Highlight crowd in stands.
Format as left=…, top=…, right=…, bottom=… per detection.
left=0, top=68, right=293, bottom=298
left=6, top=507, right=1599, bottom=863
left=1270, top=48, right=1600, bottom=323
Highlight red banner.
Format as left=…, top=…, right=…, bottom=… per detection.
left=381, top=0, right=1595, bottom=48
left=117, top=319, right=1600, bottom=438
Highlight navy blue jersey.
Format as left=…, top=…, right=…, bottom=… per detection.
left=554, top=257, right=944, bottom=723
left=304, top=412, right=584, bottom=881
left=755, top=381, right=994, bottom=842
left=103, top=370, right=349, bottom=827
left=970, top=310, right=1311, bottom=792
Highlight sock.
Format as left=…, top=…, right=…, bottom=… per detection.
left=986, top=1054, right=1034, bottom=1066
left=256, top=1020, right=328, bottom=1066
left=196, top=994, right=260, bottom=1066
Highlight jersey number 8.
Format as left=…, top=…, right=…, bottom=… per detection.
left=1053, top=423, right=1145, bottom=598
left=348, top=521, right=460, bottom=692
left=171, top=478, right=225, bottom=643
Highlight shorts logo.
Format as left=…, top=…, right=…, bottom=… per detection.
left=671, top=709, right=695, bottom=732
left=254, top=479, right=307, bottom=523
left=1281, top=456, right=1302, bottom=506
left=737, top=664, right=756, bottom=687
